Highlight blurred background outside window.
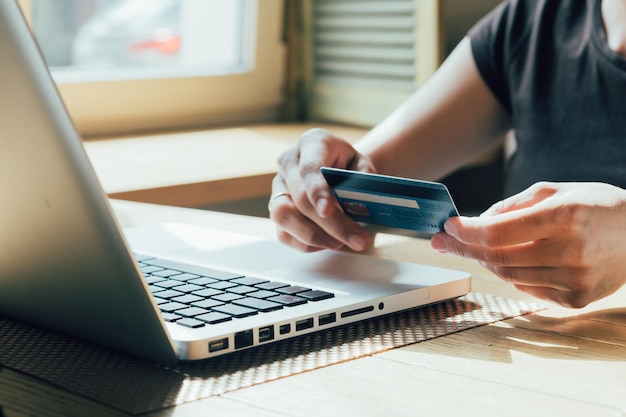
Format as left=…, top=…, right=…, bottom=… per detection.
left=29, top=0, right=252, bottom=81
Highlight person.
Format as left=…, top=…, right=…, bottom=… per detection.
left=267, top=0, right=626, bottom=309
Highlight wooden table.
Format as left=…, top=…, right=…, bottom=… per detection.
left=1, top=200, right=625, bottom=417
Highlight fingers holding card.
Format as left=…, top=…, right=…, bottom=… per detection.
left=321, top=167, right=458, bottom=238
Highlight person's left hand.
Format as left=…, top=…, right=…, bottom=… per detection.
left=431, top=182, right=626, bottom=308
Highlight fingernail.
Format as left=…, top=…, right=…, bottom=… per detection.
left=431, top=234, right=448, bottom=253
left=348, top=233, right=368, bottom=251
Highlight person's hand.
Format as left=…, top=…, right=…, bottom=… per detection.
left=269, top=128, right=376, bottom=252
left=431, top=182, right=626, bottom=308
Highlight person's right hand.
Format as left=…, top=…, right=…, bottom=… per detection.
left=269, top=128, right=376, bottom=253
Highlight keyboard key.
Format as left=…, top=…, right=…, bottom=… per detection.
left=207, top=281, right=238, bottom=290
left=141, top=265, right=165, bottom=274
left=233, top=298, right=283, bottom=312
left=299, top=290, right=335, bottom=301
left=213, top=304, right=258, bottom=318
left=144, top=275, right=167, bottom=284
left=227, top=285, right=257, bottom=295
left=277, top=286, right=310, bottom=295
left=176, top=317, right=205, bottom=328
left=159, top=302, right=187, bottom=312
left=172, top=283, right=204, bottom=294
left=255, top=281, right=289, bottom=291
left=154, top=289, right=185, bottom=299
left=212, top=293, right=244, bottom=303
left=149, top=285, right=165, bottom=294
left=231, top=276, right=269, bottom=286
left=152, top=269, right=183, bottom=278
left=170, top=273, right=201, bottom=282
left=161, top=312, right=181, bottom=322
left=172, top=294, right=203, bottom=304
left=267, top=295, right=308, bottom=307
left=247, top=290, right=279, bottom=299
left=176, top=307, right=210, bottom=317
left=152, top=296, right=168, bottom=305
left=154, top=279, right=185, bottom=289
left=188, top=277, right=219, bottom=286
left=192, top=288, right=224, bottom=298
left=196, top=312, right=232, bottom=324
left=191, top=299, right=225, bottom=309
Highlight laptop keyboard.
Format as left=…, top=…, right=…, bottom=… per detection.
left=135, top=255, right=335, bottom=329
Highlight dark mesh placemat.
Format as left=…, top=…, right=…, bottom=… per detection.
left=0, top=293, right=543, bottom=415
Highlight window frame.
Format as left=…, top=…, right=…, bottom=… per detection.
left=18, top=0, right=287, bottom=138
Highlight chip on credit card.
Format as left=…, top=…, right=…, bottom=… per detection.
left=321, top=167, right=459, bottom=238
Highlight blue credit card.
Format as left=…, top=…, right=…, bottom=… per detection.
left=321, top=167, right=459, bottom=237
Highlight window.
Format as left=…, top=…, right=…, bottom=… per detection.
left=305, top=0, right=443, bottom=128
left=31, top=0, right=249, bottom=81
left=18, top=0, right=286, bottom=137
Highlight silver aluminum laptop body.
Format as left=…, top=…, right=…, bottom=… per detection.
left=0, top=0, right=471, bottom=364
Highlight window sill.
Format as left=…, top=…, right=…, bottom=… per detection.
left=84, top=123, right=367, bottom=208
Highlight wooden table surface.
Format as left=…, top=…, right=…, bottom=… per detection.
left=1, top=200, right=625, bottom=417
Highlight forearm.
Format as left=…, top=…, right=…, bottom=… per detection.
left=355, top=38, right=512, bottom=181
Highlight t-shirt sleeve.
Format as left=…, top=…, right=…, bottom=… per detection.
left=468, top=0, right=515, bottom=112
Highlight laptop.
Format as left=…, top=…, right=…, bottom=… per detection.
left=0, top=0, right=470, bottom=364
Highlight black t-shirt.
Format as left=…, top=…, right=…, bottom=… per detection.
left=469, top=0, right=626, bottom=196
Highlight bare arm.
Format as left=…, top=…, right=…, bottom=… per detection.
left=357, top=37, right=511, bottom=181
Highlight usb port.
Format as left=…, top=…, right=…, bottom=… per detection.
left=258, top=325, right=275, bottom=343
left=318, top=312, right=336, bottom=326
left=295, top=318, right=314, bottom=331
left=208, top=338, right=229, bottom=353
left=279, top=324, right=291, bottom=334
